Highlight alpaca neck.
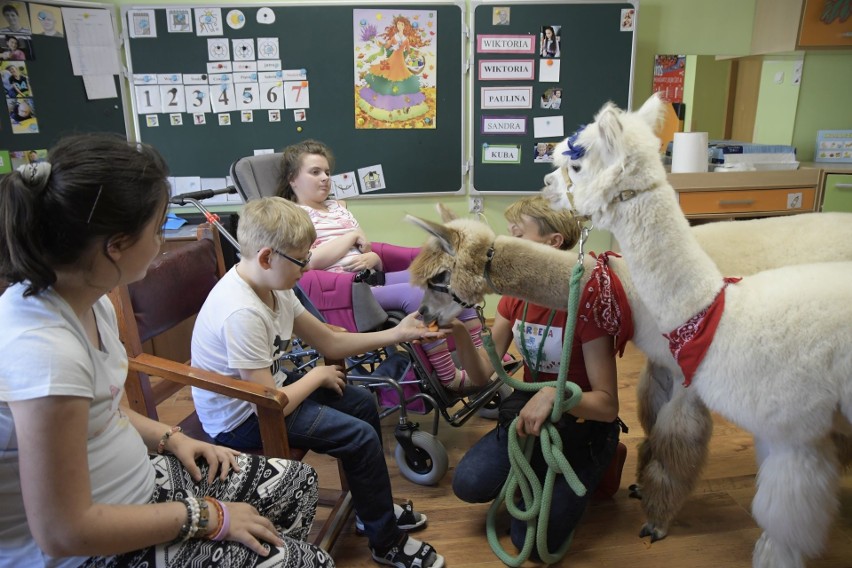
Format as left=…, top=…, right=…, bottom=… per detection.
left=608, top=186, right=724, bottom=332
left=486, top=236, right=584, bottom=311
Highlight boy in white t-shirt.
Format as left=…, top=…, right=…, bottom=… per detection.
left=191, top=197, right=446, bottom=568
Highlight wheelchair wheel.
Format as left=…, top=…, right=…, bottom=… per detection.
left=394, top=430, right=448, bottom=486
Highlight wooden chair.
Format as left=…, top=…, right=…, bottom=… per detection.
left=107, top=223, right=352, bottom=551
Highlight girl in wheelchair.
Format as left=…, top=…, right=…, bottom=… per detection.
left=0, top=134, right=333, bottom=567
left=278, top=139, right=482, bottom=392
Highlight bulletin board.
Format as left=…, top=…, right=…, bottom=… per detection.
left=470, top=0, right=636, bottom=194
left=0, top=0, right=127, bottom=167
left=123, top=2, right=465, bottom=197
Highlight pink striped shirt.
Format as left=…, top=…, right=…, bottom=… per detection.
left=300, top=200, right=361, bottom=273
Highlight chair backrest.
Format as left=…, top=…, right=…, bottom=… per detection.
left=230, top=153, right=283, bottom=201
left=110, top=224, right=226, bottom=420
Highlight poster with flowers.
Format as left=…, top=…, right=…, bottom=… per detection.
left=353, top=9, right=436, bottom=129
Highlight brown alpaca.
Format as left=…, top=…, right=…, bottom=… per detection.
left=407, top=205, right=852, bottom=555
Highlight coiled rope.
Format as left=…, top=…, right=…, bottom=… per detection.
left=482, top=258, right=586, bottom=566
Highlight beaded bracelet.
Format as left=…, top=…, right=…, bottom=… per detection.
left=157, top=426, right=182, bottom=455
left=177, top=497, right=199, bottom=541
left=177, top=497, right=214, bottom=541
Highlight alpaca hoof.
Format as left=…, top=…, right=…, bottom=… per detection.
left=628, top=483, right=642, bottom=500
left=639, top=523, right=667, bottom=542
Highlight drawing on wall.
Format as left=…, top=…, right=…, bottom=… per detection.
left=166, top=8, right=192, bottom=33
left=195, top=8, right=222, bottom=37
left=128, top=9, right=156, bottom=39
left=232, top=38, right=254, bottom=60
left=353, top=9, right=436, bottom=129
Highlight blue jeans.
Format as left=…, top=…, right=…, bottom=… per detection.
left=215, top=377, right=399, bottom=550
left=452, top=417, right=620, bottom=553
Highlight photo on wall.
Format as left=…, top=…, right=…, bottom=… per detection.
left=353, top=8, right=437, bottom=129
left=0, top=35, right=34, bottom=61
left=8, top=97, right=38, bottom=133
left=540, top=86, right=561, bottom=110
left=1, top=61, right=32, bottom=98
left=0, top=2, right=31, bottom=34
left=29, top=3, right=64, bottom=37
left=539, top=24, right=560, bottom=58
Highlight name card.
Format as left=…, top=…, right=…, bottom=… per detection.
left=477, top=34, right=535, bottom=54
left=481, top=86, right=533, bottom=109
left=478, top=59, right=535, bottom=81
left=482, top=144, right=521, bottom=164
left=481, top=115, right=526, bottom=135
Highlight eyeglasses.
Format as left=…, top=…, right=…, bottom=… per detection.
left=271, top=248, right=312, bottom=268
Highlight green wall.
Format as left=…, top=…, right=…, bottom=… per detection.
left=793, top=50, right=852, bottom=161
left=753, top=55, right=802, bottom=145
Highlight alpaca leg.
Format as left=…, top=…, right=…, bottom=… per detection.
left=751, top=439, right=840, bottom=568
left=637, top=361, right=675, bottom=436
left=638, top=389, right=712, bottom=541
left=633, top=362, right=677, bottom=497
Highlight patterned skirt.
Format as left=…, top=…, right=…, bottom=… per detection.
left=80, top=454, right=335, bottom=567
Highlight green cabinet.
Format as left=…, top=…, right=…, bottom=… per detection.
left=822, top=174, right=852, bottom=213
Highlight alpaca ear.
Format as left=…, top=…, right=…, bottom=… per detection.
left=595, top=103, right=626, bottom=164
left=405, top=214, right=457, bottom=255
left=436, top=202, right=458, bottom=222
left=635, top=93, right=666, bottom=134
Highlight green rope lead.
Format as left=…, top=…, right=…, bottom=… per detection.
left=483, top=260, right=586, bottom=566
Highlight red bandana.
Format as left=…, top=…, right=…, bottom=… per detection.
left=663, top=277, right=742, bottom=387
left=581, top=252, right=634, bottom=357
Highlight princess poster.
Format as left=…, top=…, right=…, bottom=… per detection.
left=353, top=9, right=436, bottom=129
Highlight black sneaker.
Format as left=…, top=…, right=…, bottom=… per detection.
left=370, top=534, right=445, bottom=568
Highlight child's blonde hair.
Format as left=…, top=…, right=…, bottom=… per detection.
left=504, top=195, right=580, bottom=250
left=237, top=196, right=316, bottom=256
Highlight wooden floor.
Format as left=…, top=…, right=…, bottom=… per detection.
left=156, top=343, right=852, bottom=567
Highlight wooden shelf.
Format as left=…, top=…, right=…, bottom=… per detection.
left=668, top=168, right=821, bottom=219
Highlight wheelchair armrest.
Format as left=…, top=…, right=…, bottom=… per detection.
left=130, top=353, right=292, bottom=457
left=372, top=242, right=421, bottom=273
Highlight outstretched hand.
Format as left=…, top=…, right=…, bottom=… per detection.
left=396, top=312, right=446, bottom=343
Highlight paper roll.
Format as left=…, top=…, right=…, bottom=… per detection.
left=671, top=132, right=709, bottom=173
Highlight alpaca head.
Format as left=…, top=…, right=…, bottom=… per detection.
left=406, top=204, right=497, bottom=325
left=549, top=94, right=668, bottom=225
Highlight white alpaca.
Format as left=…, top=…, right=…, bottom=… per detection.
left=407, top=204, right=852, bottom=560
left=548, top=93, right=852, bottom=568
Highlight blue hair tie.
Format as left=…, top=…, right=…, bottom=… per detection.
left=562, top=125, right=586, bottom=160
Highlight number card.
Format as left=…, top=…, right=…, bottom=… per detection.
left=284, top=81, right=310, bottom=109
left=236, top=83, right=261, bottom=110
left=259, top=81, right=285, bottom=110
left=210, top=83, right=237, bottom=113
left=135, top=85, right=161, bottom=114
left=185, top=85, right=211, bottom=113
left=159, top=85, right=187, bottom=114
